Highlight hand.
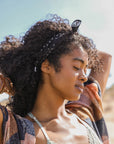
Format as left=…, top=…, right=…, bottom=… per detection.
left=0, top=74, right=14, bottom=95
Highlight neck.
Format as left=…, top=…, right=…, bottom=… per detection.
left=31, top=83, right=68, bottom=122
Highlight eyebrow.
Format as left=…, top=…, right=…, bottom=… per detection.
left=72, top=58, right=84, bottom=64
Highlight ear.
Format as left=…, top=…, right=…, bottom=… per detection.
left=41, top=60, right=51, bottom=74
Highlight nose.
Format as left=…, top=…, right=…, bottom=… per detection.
left=79, top=71, right=88, bottom=83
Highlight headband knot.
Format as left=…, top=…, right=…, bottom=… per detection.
left=71, top=20, right=81, bottom=33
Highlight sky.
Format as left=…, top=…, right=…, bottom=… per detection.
left=0, top=0, right=114, bottom=101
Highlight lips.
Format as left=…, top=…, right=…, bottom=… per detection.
left=75, top=84, right=84, bottom=93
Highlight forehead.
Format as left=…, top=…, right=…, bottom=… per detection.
left=59, top=45, right=88, bottom=66
left=69, top=44, right=88, bottom=61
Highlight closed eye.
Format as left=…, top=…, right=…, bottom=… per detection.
left=73, top=66, right=80, bottom=70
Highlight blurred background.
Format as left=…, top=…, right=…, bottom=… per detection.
left=0, top=0, right=114, bottom=143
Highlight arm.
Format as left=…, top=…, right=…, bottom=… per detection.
left=0, top=74, right=13, bottom=143
left=89, top=50, right=112, bottom=95
left=0, top=109, right=3, bottom=144
left=0, top=74, right=5, bottom=143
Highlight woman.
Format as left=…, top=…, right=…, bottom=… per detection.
left=0, top=15, right=112, bottom=144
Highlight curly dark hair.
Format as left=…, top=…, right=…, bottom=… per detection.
left=0, top=14, right=96, bottom=116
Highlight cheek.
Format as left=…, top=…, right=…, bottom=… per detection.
left=66, top=70, right=76, bottom=81
left=74, top=72, right=79, bottom=77
left=55, top=70, right=75, bottom=86
left=66, top=69, right=79, bottom=78
left=73, top=72, right=79, bottom=82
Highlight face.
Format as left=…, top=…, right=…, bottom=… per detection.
left=47, top=44, right=88, bottom=101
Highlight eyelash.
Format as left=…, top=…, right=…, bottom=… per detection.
left=73, top=66, right=80, bottom=70
left=73, top=66, right=87, bottom=74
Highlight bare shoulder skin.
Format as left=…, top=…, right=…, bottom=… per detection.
left=0, top=109, right=3, bottom=144
left=89, top=50, right=112, bottom=95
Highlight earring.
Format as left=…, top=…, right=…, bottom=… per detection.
left=34, top=66, right=37, bottom=72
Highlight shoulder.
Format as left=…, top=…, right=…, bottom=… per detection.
left=0, top=105, right=35, bottom=143
left=14, top=115, right=36, bottom=143
left=15, top=114, right=35, bottom=136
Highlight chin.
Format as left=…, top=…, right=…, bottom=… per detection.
left=68, top=93, right=81, bottom=101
